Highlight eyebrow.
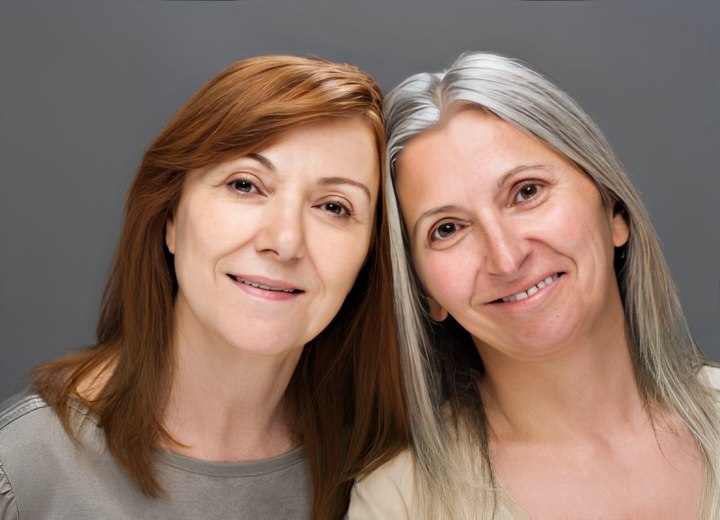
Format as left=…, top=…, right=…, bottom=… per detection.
left=318, top=176, right=372, bottom=201
left=411, top=164, right=550, bottom=238
left=496, top=164, right=550, bottom=189
left=243, top=155, right=372, bottom=201
left=246, top=153, right=276, bottom=172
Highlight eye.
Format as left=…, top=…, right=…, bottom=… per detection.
left=318, top=199, right=353, bottom=217
left=430, top=221, right=460, bottom=242
left=228, top=177, right=260, bottom=195
left=513, top=182, right=542, bottom=204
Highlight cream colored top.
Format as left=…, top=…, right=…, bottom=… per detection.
left=349, top=365, right=720, bottom=519
left=348, top=447, right=527, bottom=519
left=348, top=449, right=416, bottom=519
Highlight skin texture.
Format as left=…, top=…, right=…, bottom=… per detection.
left=396, top=109, right=702, bottom=518
left=162, top=117, right=379, bottom=461
left=166, top=117, right=378, bottom=360
left=398, top=109, right=629, bottom=362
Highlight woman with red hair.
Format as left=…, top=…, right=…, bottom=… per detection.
left=0, top=55, right=405, bottom=519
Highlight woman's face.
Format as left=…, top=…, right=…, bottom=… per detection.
left=396, top=109, right=629, bottom=361
left=166, top=117, right=379, bottom=358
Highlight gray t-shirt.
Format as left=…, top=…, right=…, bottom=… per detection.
left=0, top=392, right=311, bottom=519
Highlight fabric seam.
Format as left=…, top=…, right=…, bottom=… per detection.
left=0, top=395, right=47, bottom=432
left=0, top=460, right=20, bottom=519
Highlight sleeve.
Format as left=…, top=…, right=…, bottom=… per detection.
left=347, top=450, right=414, bottom=520
left=0, top=462, right=19, bottom=520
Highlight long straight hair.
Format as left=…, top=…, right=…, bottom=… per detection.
left=383, top=52, right=720, bottom=518
left=32, top=55, right=407, bottom=519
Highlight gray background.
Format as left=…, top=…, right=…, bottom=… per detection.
left=1, top=1, right=718, bottom=401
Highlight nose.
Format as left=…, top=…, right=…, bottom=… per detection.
left=481, top=219, right=530, bottom=276
left=254, top=198, right=306, bottom=262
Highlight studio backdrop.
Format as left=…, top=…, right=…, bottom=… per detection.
left=1, top=0, right=718, bottom=400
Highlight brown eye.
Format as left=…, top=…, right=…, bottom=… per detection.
left=431, top=222, right=458, bottom=241
left=514, top=183, right=540, bottom=203
left=320, top=201, right=351, bottom=217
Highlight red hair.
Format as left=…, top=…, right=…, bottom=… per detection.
left=32, top=55, right=406, bottom=519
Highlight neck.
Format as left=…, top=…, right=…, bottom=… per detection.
left=162, top=321, right=303, bottom=463
left=478, top=306, right=645, bottom=441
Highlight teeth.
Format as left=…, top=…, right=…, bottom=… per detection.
left=240, top=279, right=296, bottom=293
left=501, top=274, right=559, bottom=303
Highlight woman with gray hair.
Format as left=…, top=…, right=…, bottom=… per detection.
left=349, top=52, right=720, bottom=519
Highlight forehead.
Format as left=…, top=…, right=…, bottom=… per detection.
left=261, top=116, right=378, bottom=161
left=394, top=109, right=599, bottom=208
left=401, top=110, right=534, bottom=164
left=195, top=116, right=378, bottom=172
left=397, top=108, right=594, bottom=185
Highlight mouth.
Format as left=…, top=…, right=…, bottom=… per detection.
left=227, top=274, right=304, bottom=294
left=491, top=273, right=563, bottom=303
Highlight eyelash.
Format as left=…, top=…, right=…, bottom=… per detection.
left=227, top=177, right=354, bottom=218
left=429, top=220, right=466, bottom=243
left=511, top=181, right=543, bottom=205
left=227, top=175, right=262, bottom=196
left=427, top=181, right=544, bottom=244
left=317, top=198, right=354, bottom=218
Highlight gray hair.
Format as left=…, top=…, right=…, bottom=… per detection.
left=384, top=52, right=719, bottom=518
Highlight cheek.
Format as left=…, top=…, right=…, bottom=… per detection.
left=535, top=201, right=594, bottom=253
left=174, top=222, right=204, bottom=263
left=215, top=199, right=263, bottom=242
left=316, top=228, right=373, bottom=297
left=543, top=201, right=617, bottom=275
left=173, top=208, right=236, bottom=274
left=414, top=253, right=464, bottom=307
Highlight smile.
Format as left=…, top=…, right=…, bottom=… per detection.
left=495, top=273, right=562, bottom=303
left=227, top=274, right=303, bottom=294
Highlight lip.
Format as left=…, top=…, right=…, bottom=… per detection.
left=227, top=273, right=305, bottom=300
left=488, top=272, right=564, bottom=305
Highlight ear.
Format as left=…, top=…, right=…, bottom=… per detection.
left=611, top=205, right=630, bottom=247
left=165, top=214, right=176, bottom=254
left=428, top=297, right=448, bottom=322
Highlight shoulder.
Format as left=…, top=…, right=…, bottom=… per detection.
left=0, top=391, right=103, bottom=517
left=0, top=392, right=59, bottom=450
left=0, top=392, right=56, bottom=520
left=348, top=449, right=415, bottom=520
left=0, top=392, right=49, bottom=430
left=0, top=390, right=83, bottom=462
left=0, top=391, right=97, bottom=444
left=698, top=364, right=720, bottom=391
